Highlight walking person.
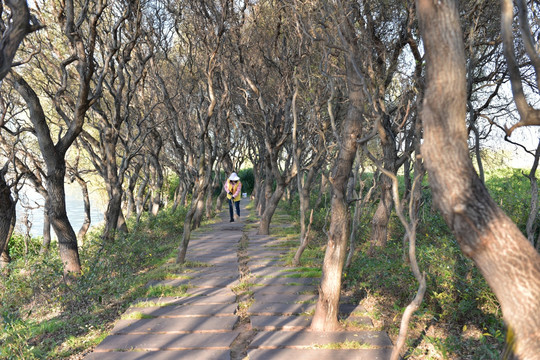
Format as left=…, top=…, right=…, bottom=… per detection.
left=224, top=172, right=242, bottom=222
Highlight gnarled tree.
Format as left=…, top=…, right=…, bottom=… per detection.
left=417, top=0, right=540, bottom=357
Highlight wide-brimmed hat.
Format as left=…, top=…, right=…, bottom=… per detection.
left=229, top=172, right=240, bottom=181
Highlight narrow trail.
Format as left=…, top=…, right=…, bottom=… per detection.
left=84, top=203, right=393, bottom=359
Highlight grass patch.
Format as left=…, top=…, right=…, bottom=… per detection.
left=182, top=260, right=212, bottom=268
left=231, top=280, right=252, bottom=294
left=280, top=266, right=319, bottom=272
left=340, top=319, right=376, bottom=331
left=121, top=312, right=155, bottom=320
left=264, top=240, right=298, bottom=248
left=283, top=270, right=321, bottom=278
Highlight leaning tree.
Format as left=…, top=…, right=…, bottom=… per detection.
left=417, top=0, right=540, bottom=357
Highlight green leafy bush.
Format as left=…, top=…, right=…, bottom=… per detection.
left=6, top=233, right=42, bottom=260
left=238, top=168, right=254, bottom=195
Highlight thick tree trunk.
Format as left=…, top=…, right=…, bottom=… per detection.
left=117, top=210, right=128, bottom=233
left=417, top=0, right=540, bottom=357
left=258, top=161, right=273, bottom=217
left=177, top=190, right=204, bottom=264
left=216, top=187, right=227, bottom=212
left=0, top=200, right=12, bottom=276
left=180, top=182, right=189, bottom=207
left=0, top=248, right=10, bottom=273
left=10, top=72, right=82, bottom=275
left=102, top=185, right=123, bottom=242
left=258, top=185, right=285, bottom=235
left=251, top=162, right=262, bottom=203
left=311, top=112, right=361, bottom=330
left=0, top=1, right=37, bottom=81
left=370, top=177, right=393, bottom=248
left=312, top=53, right=364, bottom=331
left=48, top=168, right=81, bottom=275
left=250, top=161, right=263, bottom=209
left=205, top=177, right=215, bottom=219
left=370, top=116, right=398, bottom=249
left=257, top=180, right=267, bottom=217
left=192, top=194, right=206, bottom=230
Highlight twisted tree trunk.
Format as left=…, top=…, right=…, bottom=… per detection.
left=417, top=0, right=540, bottom=357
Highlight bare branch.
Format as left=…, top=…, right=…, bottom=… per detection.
left=501, top=0, right=540, bottom=135
left=0, top=0, right=43, bottom=81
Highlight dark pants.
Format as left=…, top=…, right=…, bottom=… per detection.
left=228, top=199, right=240, bottom=221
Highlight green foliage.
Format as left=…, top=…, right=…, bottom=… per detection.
left=167, top=174, right=180, bottom=201
left=0, top=205, right=188, bottom=359
left=485, top=168, right=535, bottom=233
left=6, top=233, right=43, bottom=260
left=238, top=168, right=254, bottom=195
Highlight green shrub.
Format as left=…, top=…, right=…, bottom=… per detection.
left=238, top=168, right=254, bottom=195
left=6, top=233, right=42, bottom=260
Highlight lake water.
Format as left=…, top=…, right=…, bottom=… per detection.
left=15, top=184, right=106, bottom=238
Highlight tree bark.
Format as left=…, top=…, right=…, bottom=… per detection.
left=75, top=176, right=91, bottom=243
left=370, top=115, right=399, bottom=249
left=0, top=0, right=41, bottom=81
left=294, top=166, right=322, bottom=266
left=0, top=165, right=15, bottom=261
left=40, top=199, right=51, bottom=254
left=102, top=173, right=123, bottom=242
left=314, top=171, right=329, bottom=210
left=9, top=72, right=81, bottom=275
left=312, top=37, right=365, bottom=330
left=177, top=183, right=205, bottom=263
left=136, top=173, right=149, bottom=223
left=417, top=0, right=540, bottom=357
left=258, top=185, right=286, bottom=235
left=525, top=141, right=540, bottom=246
left=126, top=162, right=142, bottom=218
